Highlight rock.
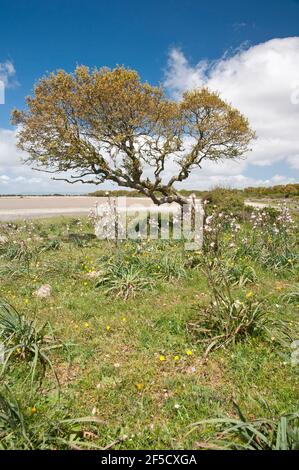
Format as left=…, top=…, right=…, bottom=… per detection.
left=0, top=235, right=8, bottom=244
left=85, top=270, right=102, bottom=279
left=33, top=284, right=52, bottom=298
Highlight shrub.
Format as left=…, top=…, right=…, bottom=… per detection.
left=203, top=187, right=245, bottom=219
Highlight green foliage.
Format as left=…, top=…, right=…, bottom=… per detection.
left=0, top=239, right=37, bottom=273
left=87, top=183, right=299, bottom=201
left=152, top=254, right=187, bottom=282
left=189, top=260, right=293, bottom=356
left=95, top=241, right=186, bottom=296
left=0, top=299, right=62, bottom=389
left=39, top=238, right=61, bottom=252
left=203, top=187, right=246, bottom=218
left=0, top=213, right=298, bottom=450
left=234, top=206, right=298, bottom=272
left=243, top=183, right=299, bottom=199
left=224, top=262, right=257, bottom=287
left=0, top=387, right=103, bottom=450
left=97, top=262, right=153, bottom=299
left=190, top=404, right=299, bottom=450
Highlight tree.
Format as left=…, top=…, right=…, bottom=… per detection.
left=12, top=66, right=254, bottom=206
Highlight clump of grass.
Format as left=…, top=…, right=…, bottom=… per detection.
left=39, top=238, right=61, bottom=252
left=280, top=288, right=299, bottom=304
left=0, top=240, right=37, bottom=274
left=68, top=233, right=96, bottom=248
left=0, top=264, right=29, bottom=280
left=0, top=299, right=63, bottom=389
left=189, top=261, right=292, bottom=356
left=97, top=262, right=153, bottom=299
left=0, top=387, right=105, bottom=450
left=224, top=262, right=257, bottom=287
left=189, top=289, right=269, bottom=357
left=151, top=255, right=187, bottom=282
left=189, top=403, right=299, bottom=450
left=0, top=388, right=29, bottom=449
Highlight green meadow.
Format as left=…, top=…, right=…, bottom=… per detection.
left=0, top=199, right=298, bottom=450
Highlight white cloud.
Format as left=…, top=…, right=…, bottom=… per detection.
left=0, top=60, right=18, bottom=88
left=180, top=171, right=296, bottom=190
left=0, top=129, right=27, bottom=168
left=165, top=37, right=299, bottom=185
left=0, top=60, right=18, bottom=104
left=0, top=129, right=98, bottom=194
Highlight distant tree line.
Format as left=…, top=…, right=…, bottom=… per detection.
left=88, top=183, right=299, bottom=200
left=1, top=183, right=297, bottom=199
left=241, top=183, right=299, bottom=199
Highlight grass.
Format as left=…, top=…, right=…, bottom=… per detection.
left=0, top=386, right=105, bottom=449
left=96, top=261, right=154, bottom=299
left=0, top=299, right=63, bottom=391
left=189, top=404, right=299, bottom=450
left=0, top=211, right=298, bottom=449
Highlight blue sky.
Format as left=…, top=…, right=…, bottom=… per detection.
left=0, top=0, right=299, bottom=193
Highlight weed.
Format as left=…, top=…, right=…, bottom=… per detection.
left=97, top=262, right=153, bottom=299
left=0, top=387, right=104, bottom=449
left=189, top=261, right=293, bottom=356
left=189, top=403, right=299, bottom=450
left=0, top=299, right=63, bottom=389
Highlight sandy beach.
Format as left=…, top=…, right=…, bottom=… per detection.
left=0, top=196, right=184, bottom=221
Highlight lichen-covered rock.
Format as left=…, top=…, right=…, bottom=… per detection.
left=33, top=284, right=52, bottom=298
